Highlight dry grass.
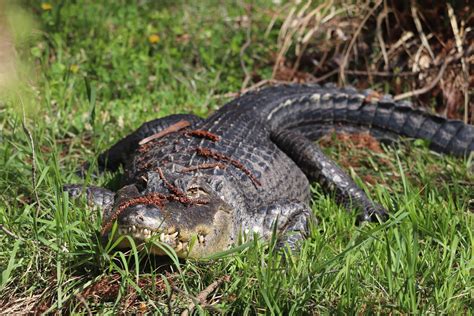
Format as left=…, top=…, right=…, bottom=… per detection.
left=268, top=0, right=473, bottom=123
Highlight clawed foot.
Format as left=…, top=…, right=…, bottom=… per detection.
left=356, top=203, right=389, bottom=224
left=63, top=184, right=115, bottom=210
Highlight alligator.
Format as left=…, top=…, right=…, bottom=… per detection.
left=64, top=84, right=474, bottom=258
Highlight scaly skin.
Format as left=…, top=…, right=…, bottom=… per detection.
left=65, top=84, right=474, bottom=258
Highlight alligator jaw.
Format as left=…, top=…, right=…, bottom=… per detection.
left=115, top=226, right=208, bottom=256
left=109, top=186, right=234, bottom=258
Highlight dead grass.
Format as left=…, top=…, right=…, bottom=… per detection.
left=268, top=0, right=473, bottom=123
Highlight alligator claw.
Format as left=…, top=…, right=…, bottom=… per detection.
left=356, top=204, right=389, bottom=224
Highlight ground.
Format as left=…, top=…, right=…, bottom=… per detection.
left=0, top=1, right=472, bottom=314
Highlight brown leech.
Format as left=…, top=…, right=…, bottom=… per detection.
left=184, top=129, right=220, bottom=142
left=156, top=166, right=210, bottom=205
left=180, top=162, right=226, bottom=173
left=156, top=166, right=186, bottom=197
left=195, top=147, right=261, bottom=187
left=101, top=191, right=209, bottom=236
left=138, top=139, right=165, bottom=154
left=101, top=193, right=167, bottom=236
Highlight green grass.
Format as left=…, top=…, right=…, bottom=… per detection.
left=0, top=1, right=473, bottom=314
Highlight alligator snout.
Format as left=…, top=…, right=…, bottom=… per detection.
left=118, top=204, right=167, bottom=232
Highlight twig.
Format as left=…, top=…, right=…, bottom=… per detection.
left=212, top=79, right=285, bottom=99
left=138, top=120, right=190, bottom=146
left=291, top=2, right=329, bottom=77
left=411, top=0, right=434, bottom=60
left=180, top=276, right=230, bottom=316
left=345, top=69, right=414, bottom=77
left=393, top=45, right=473, bottom=101
left=312, top=68, right=339, bottom=83
left=264, top=2, right=292, bottom=38
left=344, top=66, right=464, bottom=77
left=409, top=33, right=434, bottom=73
left=447, top=3, right=469, bottom=124
left=0, top=224, right=23, bottom=240
left=393, top=59, right=448, bottom=101
left=376, top=7, right=390, bottom=71
left=384, top=31, right=414, bottom=61
left=339, top=0, right=382, bottom=85
left=243, top=79, right=281, bottom=92
left=272, top=4, right=299, bottom=79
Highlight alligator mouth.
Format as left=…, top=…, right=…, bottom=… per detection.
left=116, top=226, right=207, bottom=254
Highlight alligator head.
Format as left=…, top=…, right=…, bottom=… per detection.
left=105, top=173, right=234, bottom=259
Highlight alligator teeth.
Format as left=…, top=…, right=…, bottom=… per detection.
left=116, top=226, right=184, bottom=246
left=176, top=240, right=190, bottom=252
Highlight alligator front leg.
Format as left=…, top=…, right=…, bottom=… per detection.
left=271, top=129, right=388, bottom=223
left=243, top=200, right=315, bottom=252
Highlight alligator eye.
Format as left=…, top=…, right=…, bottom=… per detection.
left=186, top=186, right=209, bottom=198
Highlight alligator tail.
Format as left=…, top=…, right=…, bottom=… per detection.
left=258, top=85, right=473, bottom=157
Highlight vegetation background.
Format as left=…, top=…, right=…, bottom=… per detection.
left=0, top=0, right=472, bottom=314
